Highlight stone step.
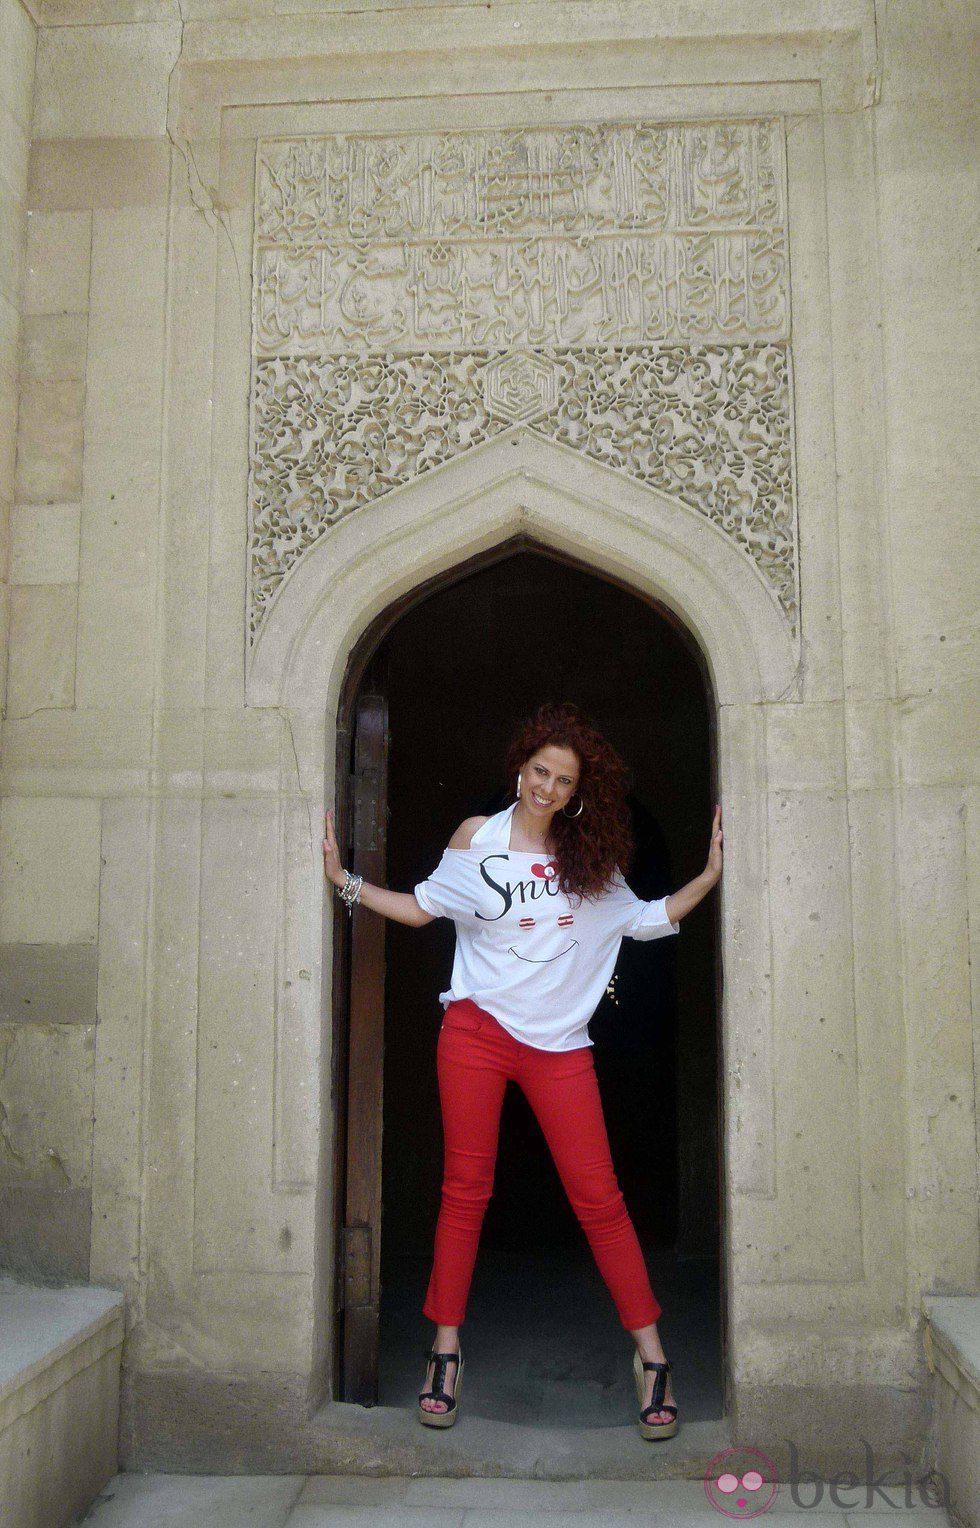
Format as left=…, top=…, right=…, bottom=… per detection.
left=0, top=1275, right=125, bottom=1528
left=921, top=1295, right=980, bottom=1528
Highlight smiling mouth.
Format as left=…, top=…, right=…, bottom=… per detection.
left=531, top=793, right=551, bottom=806
left=508, top=941, right=579, bottom=963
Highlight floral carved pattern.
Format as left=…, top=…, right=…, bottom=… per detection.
left=249, top=344, right=796, bottom=637
left=249, top=120, right=798, bottom=642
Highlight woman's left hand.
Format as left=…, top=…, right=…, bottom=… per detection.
left=704, top=803, right=723, bottom=883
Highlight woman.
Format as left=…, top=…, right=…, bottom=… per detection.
left=322, top=702, right=723, bottom=1441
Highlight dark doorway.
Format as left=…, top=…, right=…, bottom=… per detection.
left=341, top=543, right=724, bottom=1425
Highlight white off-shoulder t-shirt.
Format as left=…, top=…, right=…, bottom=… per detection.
left=413, top=801, right=679, bottom=1051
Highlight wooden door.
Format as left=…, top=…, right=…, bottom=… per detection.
left=335, top=681, right=390, bottom=1402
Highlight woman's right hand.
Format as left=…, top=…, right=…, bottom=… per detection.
left=322, top=809, right=346, bottom=886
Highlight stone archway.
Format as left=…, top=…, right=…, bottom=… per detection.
left=246, top=430, right=797, bottom=1435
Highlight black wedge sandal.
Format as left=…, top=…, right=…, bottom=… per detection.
left=418, top=1344, right=464, bottom=1428
left=633, top=1349, right=679, bottom=1440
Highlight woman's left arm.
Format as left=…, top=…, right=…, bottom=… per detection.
left=664, top=803, right=723, bottom=925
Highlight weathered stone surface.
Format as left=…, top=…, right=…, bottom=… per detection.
left=5, top=582, right=77, bottom=715
left=0, top=942, right=97, bottom=1024
left=10, top=502, right=81, bottom=584
left=23, top=209, right=91, bottom=314
left=0, top=1183, right=92, bottom=1278
left=0, top=1021, right=96, bottom=1185
left=0, top=796, right=101, bottom=943
left=33, top=20, right=180, bottom=139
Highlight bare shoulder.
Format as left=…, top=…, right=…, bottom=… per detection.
left=448, top=815, right=490, bottom=851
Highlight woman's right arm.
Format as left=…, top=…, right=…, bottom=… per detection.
left=322, top=809, right=434, bottom=926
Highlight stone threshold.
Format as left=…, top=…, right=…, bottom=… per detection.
left=306, top=1399, right=732, bottom=1480
left=122, top=1364, right=731, bottom=1477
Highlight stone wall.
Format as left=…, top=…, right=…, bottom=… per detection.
left=0, top=0, right=976, bottom=1472
left=0, top=0, right=92, bottom=1280
left=873, top=0, right=978, bottom=1321
left=0, top=0, right=36, bottom=704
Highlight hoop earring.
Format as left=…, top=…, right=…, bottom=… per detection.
left=515, top=770, right=523, bottom=801
left=562, top=795, right=584, bottom=818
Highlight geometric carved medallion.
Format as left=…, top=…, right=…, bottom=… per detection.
left=250, top=120, right=798, bottom=643
left=483, top=353, right=562, bottom=424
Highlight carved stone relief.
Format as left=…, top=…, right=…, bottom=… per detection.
left=249, top=121, right=798, bottom=642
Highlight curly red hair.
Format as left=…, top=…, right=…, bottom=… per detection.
left=504, top=702, right=635, bottom=903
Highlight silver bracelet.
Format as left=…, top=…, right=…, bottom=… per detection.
left=336, top=869, right=363, bottom=915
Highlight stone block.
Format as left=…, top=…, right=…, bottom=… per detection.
left=763, top=786, right=862, bottom=1283
left=898, top=680, right=980, bottom=788
left=0, top=173, right=26, bottom=310
left=0, top=708, right=154, bottom=792
left=0, top=362, right=17, bottom=490
left=0, top=290, right=17, bottom=376
left=89, top=797, right=151, bottom=1290
left=0, top=1184, right=91, bottom=1279
left=193, top=796, right=315, bottom=1276
left=81, top=331, right=165, bottom=561
left=153, top=707, right=205, bottom=785
left=0, top=942, right=98, bottom=1024
left=33, top=21, right=181, bottom=140
left=79, top=1471, right=305, bottom=1526
left=89, top=205, right=167, bottom=322
left=20, top=311, right=88, bottom=382
left=73, top=212, right=166, bottom=705
left=10, top=502, right=81, bottom=584
left=0, top=531, right=9, bottom=683
left=0, top=795, right=102, bottom=944
left=764, top=701, right=847, bottom=791
left=139, top=797, right=200, bottom=1322
left=844, top=699, right=896, bottom=792
left=13, top=380, right=84, bottom=503
left=0, top=0, right=37, bottom=135
left=0, top=99, right=29, bottom=206
left=27, top=139, right=170, bottom=212
left=23, top=209, right=91, bottom=314
left=899, top=787, right=977, bottom=1292
left=889, top=477, right=979, bottom=699
left=5, top=582, right=77, bottom=716
left=75, top=580, right=155, bottom=709
left=0, top=1021, right=95, bottom=1186
left=203, top=707, right=282, bottom=794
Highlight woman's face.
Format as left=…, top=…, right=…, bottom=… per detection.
left=522, top=744, right=581, bottom=818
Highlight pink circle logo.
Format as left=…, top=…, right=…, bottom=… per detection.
left=531, top=861, right=558, bottom=880
left=703, top=1447, right=779, bottom=1517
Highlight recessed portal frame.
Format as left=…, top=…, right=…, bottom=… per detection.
left=243, top=429, right=799, bottom=1421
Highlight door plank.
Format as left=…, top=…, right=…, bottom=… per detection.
left=341, top=690, right=389, bottom=1402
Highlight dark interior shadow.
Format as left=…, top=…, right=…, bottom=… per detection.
left=375, top=549, right=723, bottom=1425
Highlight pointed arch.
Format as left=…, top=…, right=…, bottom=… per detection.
left=245, top=429, right=799, bottom=710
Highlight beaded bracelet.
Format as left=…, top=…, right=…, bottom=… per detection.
left=336, top=868, right=363, bottom=915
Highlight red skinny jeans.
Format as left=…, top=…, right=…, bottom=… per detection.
left=422, top=998, right=662, bottom=1331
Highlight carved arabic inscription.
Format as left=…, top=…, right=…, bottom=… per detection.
left=249, top=120, right=798, bottom=641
